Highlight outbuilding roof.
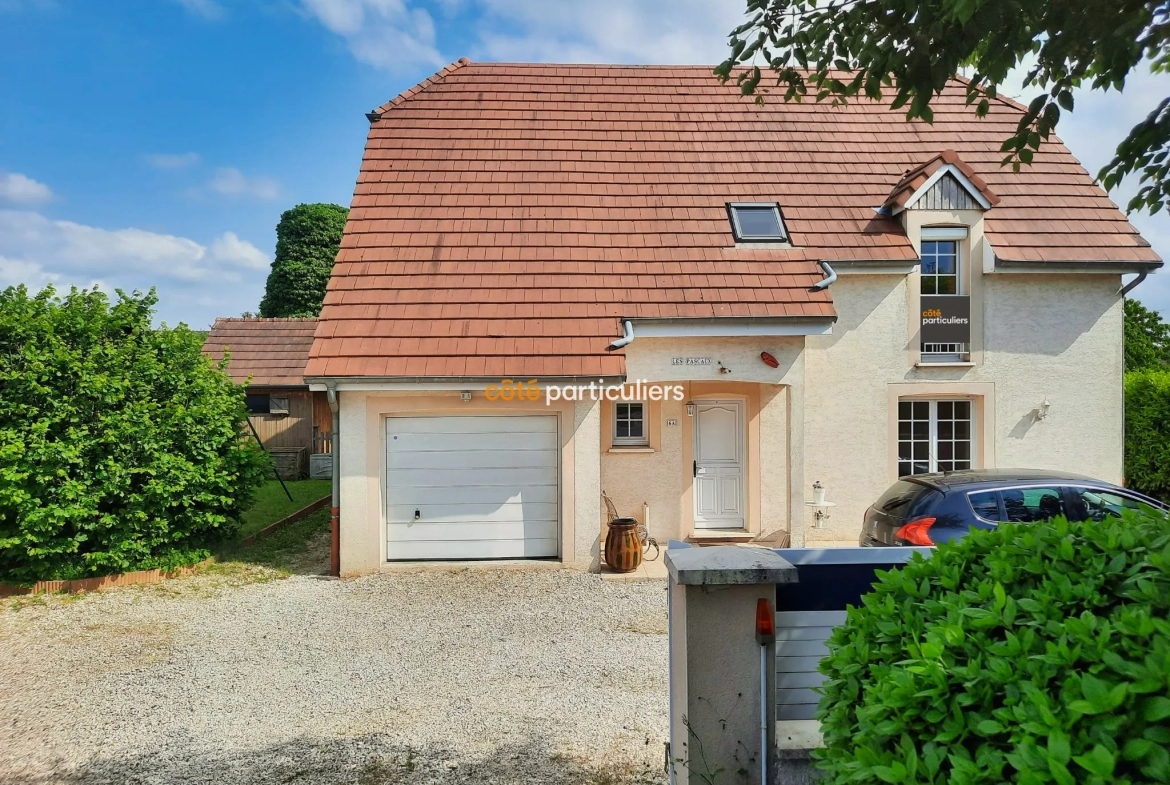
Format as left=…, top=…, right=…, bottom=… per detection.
left=307, top=60, right=1158, bottom=380
left=203, top=317, right=317, bottom=387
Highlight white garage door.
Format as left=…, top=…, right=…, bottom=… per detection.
left=385, top=415, right=559, bottom=560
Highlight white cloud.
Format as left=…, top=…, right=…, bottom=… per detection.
left=209, top=231, right=270, bottom=270
left=0, top=210, right=271, bottom=287
left=474, top=0, right=743, bottom=64
left=146, top=152, right=200, bottom=169
left=0, top=172, right=52, bottom=205
left=208, top=167, right=280, bottom=200
left=299, top=0, right=444, bottom=70
left=172, top=0, right=223, bottom=19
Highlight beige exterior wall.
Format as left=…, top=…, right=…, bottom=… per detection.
left=802, top=261, right=1125, bottom=544
left=598, top=336, right=804, bottom=546
left=336, top=388, right=596, bottom=577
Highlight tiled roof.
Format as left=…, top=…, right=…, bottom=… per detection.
left=308, top=61, right=1159, bottom=379
left=883, top=149, right=1001, bottom=213
left=203, top=318, right=316, bottom=387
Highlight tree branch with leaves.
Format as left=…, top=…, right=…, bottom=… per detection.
left=716, top=0, right=1170, bottom=213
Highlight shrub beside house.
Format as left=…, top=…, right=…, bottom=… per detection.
left=0, top=286, right=268, bottom=583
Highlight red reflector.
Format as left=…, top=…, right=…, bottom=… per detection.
left=755, top=597, right=775, bottom=642
left=895, top=517, right=936, bottom=546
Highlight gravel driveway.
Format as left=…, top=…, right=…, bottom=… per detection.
left=0, top=567, right=668, bottom=785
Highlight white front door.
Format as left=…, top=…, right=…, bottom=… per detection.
left=693, top=399, right=745, bottom=530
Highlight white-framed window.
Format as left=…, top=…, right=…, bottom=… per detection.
left=920, top=239, right=959, bottom=295
left=727, top=202, right=789, bottom=242
left=612, top=402, right=648, bottom=446
left=919, top=235, right=968, bottom=361
left=897, top=399, right=973, bottom=476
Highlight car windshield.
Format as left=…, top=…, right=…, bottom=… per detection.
left=1069, top=487, right=1168, bottom=522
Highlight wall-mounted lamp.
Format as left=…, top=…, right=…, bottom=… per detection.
left=1036, top=398, right=1051, bottom=420
left=686, top=401, right=696, bottom=417
left=460, top=391, right=473, bottom=402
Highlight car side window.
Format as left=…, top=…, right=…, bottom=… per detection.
left=968, top=491, right=1001, bottom=522
left=999, top=487, right=1066, bottom=523
left=1072, top=487, right=1165, bottom=522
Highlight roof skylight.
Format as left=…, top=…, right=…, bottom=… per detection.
left=728, top=203, right=789, bottom=242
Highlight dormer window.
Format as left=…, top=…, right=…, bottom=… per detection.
left=728, top=203, right=788, bottom=242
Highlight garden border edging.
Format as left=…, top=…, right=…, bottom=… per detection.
left=238, top=494, right=331, bottom=546
left=0, top=558, right=215, bottom=597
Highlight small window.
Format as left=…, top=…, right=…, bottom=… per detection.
left=968, top=491, right=1001, bottom=522
left=612, top=402, right=648, bottom=447
left=728, top=203, right=788, bottom=242
left=269, top=396, right=290, bottom=415
left=245, top=394, right=270, bottom=414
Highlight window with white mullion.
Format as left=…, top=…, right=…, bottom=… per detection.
left=898, top=399, right=973, bottom=476
left=612, top=402, right=648, bottom=447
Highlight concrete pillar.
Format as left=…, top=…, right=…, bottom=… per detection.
left=666, top=546, right=798, bottom=785
left=573, top=398, right=602, bottom=570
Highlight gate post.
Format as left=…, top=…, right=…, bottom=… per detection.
left=666, top=545, right=797, bottom=785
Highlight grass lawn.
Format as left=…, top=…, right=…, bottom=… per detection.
left=213, top=507, right=331, bottom=576
left=208, top=479, right=333, bottom=577
left=238, top=479, right=331, bottom=540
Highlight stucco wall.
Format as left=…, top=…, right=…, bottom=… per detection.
left=599, top=336, right=802, bottom=544
left=803, top=272, right=1124, bottom=544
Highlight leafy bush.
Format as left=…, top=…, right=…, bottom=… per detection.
left=1125, top=369, right=1170, bottom=502
left=0, top=286, right=269, bottom=583
left=816, top=513, right=1170, bottom=785
left=1124, top=298, right=1170, bottom=372
left=258, top=203, right=348, bottom=318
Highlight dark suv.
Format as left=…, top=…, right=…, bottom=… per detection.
left=859, top=469, right=1168, bottom=547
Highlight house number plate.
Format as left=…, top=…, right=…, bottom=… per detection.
left=671, top=357, right=712, bottom=365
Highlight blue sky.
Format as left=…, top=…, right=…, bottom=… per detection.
left=2, top=0, right=1169, bottom=328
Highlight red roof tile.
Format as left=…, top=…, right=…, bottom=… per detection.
left=308, top=61, right=1159, bottom=379
left=203, top=318, right=316, bottom=387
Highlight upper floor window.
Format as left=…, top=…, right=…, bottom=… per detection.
left=728, top=203, right=789, bottom=242
left=920, top=240, right=959, bottom=295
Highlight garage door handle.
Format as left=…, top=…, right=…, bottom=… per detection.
left=414, top=509, right=420, bottom=521
left=693, top=460, right=697, bottom=478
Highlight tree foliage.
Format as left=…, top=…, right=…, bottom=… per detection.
left=718, top=0, right=1170, bottom=213
left=1125, top=369, right=1170, bottom=502
left=815, top=513, right=1170, bottom=784
left=1125, top=298, right=1170, bottom=371
left=259, top=203, right=349, bottom=318
left=0, top=286, right=269, bottom=582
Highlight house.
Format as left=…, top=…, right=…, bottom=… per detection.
left=306, top=59, right=1160, bottom=576
left=203, top=317, right=332, bottom=479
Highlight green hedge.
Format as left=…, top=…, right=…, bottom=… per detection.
left=0, top=286, right=270, bottom=583
left=815, top=513, right=1170, bottom=785
left=1125, top=370, right=1170, bottom=502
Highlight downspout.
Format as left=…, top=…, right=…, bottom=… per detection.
left=1119, top=269, right=1149, bottom=297
left=811, top=260, right=837, bottom=290
left=326, top=382, right=340, bottom=578
left=607, top=319, right=635, bottom=351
